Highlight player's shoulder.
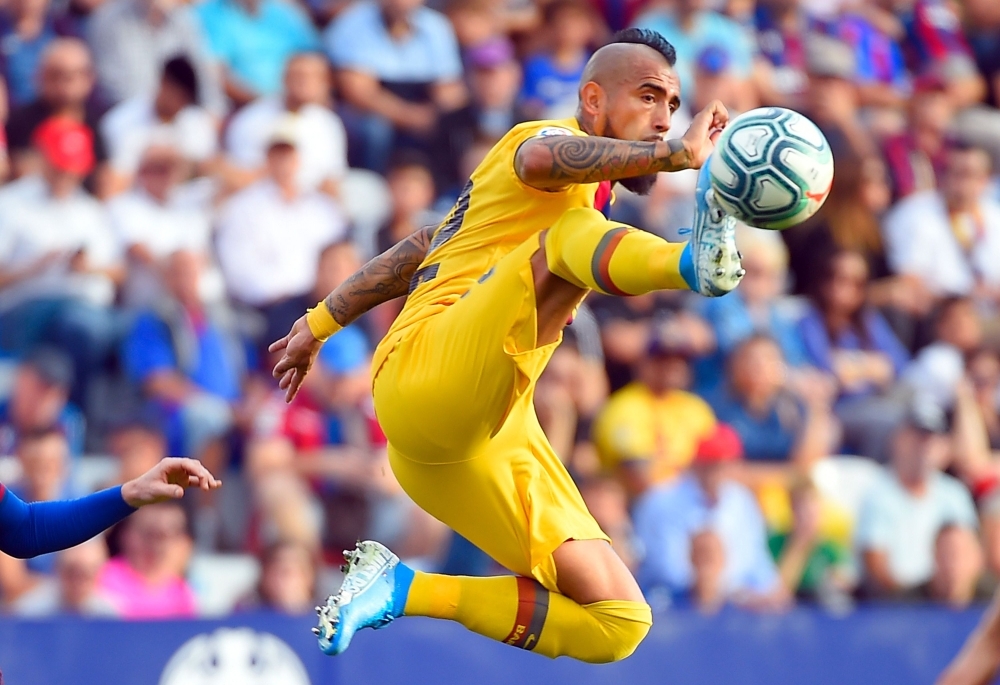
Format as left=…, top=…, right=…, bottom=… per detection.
left=509, top=117, right=585, bottom=141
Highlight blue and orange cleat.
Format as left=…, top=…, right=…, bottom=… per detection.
left=679, top=158, right=745, bottom=298
left=312, top=540, right=413, bottom=656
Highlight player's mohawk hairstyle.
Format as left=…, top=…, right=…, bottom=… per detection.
left=609, top=28, right=677, bottom=67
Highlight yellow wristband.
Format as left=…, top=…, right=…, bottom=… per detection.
left=306, top=300, right=343, bottom=342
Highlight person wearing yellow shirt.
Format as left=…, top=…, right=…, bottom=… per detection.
left=593, top=333, right=716, bottom=500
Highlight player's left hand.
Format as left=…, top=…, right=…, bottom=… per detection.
left=680, top=99, right=729, bottom=169
left=270, top=315, right=323, bottom=403
left=121, top=457, right=222, bottom=507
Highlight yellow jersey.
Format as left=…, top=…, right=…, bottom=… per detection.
left=592, top=382, right=717, bottom=484
left=373, top=118, right=608, bottom=371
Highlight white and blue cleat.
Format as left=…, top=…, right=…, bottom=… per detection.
left=680, top=158, right=745, bottom=298
left=312, top=540, right=412, bottom=656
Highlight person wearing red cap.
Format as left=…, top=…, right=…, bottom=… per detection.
left=0, top=114, right=124, bottom=404
left=633, top=423, right=790, bottom=611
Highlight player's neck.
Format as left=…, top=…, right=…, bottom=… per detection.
left=575, top=111, right=597, bottom=136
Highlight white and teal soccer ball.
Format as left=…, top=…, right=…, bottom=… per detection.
left=708, top=107, right=834, bottom=230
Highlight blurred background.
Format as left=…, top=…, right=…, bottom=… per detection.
left=1, top=0, right=1000, bottom=681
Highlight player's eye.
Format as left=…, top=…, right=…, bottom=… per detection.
left=642, top=94, right=656, bottom=104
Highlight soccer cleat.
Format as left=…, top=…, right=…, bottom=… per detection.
left=314, top=540, right=403, bottom=656
left=683, top=159, right=744, bottom=297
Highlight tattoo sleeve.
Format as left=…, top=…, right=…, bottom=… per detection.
left=516, top=136, right=691, bottom=188
left=323, top=226, right=434, bottom=326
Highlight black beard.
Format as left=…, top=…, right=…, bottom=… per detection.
left=617, top=174, right=658, bottom=196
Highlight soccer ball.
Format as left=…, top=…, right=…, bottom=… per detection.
left=707, top=107, right=834, bottom=230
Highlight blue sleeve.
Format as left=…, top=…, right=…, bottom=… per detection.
left=797, top=307, right=835, bottom=373
left=0, top=484, right=135, bottom=558
left=520, top=56, right=545, bottom=102
left=866, top=310, right=909, bottom=377
left=122, top=313, right=178, bottom=384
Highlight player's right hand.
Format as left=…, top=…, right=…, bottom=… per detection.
left=270, top=315, right=324, bottom=403
left=680, top=100, right=729, bottom=169
left=121, top=457, right=221, bottom=507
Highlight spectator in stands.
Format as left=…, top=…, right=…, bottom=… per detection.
left=106, top=416, right=168, bottom=484
left=465, top=36, right=523, bottom=141
left=904, top=297, right=984, bottom=416
left=0, top=0, right=62, bottom=108
left=590, top=291, right=715, bottom=391
left=708, top=335, right=836, bottom=469
left=98, top=501, right=197, bottom=618
left=694, top=227, right=806, bottom=392
left=882, top=77, right=953, bottom=202
left=87, top=0, right=222, bottom=115
left=686, top=528, right=726, bottom=613
left=593, top=335, right=716, bottom=500
left=239, top=540, right=318, bottom=614
left=578, top=477, right=637, bottom=572
left=375, top=152, right=438, bottom=255
left=324, top=0, right=467, bottom=174
left=636, top=0, right=754, bottom=106
left=11, top=427, right=73, bottom=575
left=857, top=399, right=983, bottom=605
left=688, top=45, right=758, bottom=115
left=11, top=537, right=118, bottom=616
left=195, top=0, right=321, bottom=106
left=121, top=250, right=242, bottom=492
left=50, top=0, right=103, bottom=40
left=0, top=116, right=123, bottom=405
left=4, top=39, right=109, bottom=192
left=634, top=424, right=788, bottom=610
left=804, top=34, right=874, bottom=159
left=883, top=143, right=1000, bottom=300
left=107, top=140, right=220, bottom=309
left=0, top=348, right=84, bottom=456
left=519, top=0, right=595, bottom=120
left=215, top=116, right=345, bottom=351
left=99, top=56, right=218, bottom=190
left=753, top=0, right=811, bottom=108
left=223, top=52, right=347, bottom=195
left=799, top=248, right=910, bottom=460
left=770, top=478, right=854, bottom=602
left=968, top=349, right=1000, bottom=450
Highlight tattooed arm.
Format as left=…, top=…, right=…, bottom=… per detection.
left=323, top=226, right=434, bottom=327
left=269, top=226, right=434, bottom=401
left=515, top=100, right=728, bottom=191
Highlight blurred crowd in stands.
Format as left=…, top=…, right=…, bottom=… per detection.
left=1, top=0, right=1000, bottom=618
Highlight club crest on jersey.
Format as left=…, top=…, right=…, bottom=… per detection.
left=536, top=127, right=574, bottom=138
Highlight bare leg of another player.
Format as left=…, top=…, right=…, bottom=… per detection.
left=938, top=588, right=1000, bottom=685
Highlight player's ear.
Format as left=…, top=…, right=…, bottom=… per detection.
left=579, top=81, right=605, bottom=121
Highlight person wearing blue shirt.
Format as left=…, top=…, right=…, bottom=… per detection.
left=519, top=0, right=595, bottom=119
left=324, top=0, right=466, bottom=173
left=799, top=249, right=910, bottom=460
left=0, top=457, right=219, bottom=559
left=0, top=348, right=85, bottom=457
left=634, top=424, right=787, bottom=608
left=0, top=1, right=60, bottom=108
left=707, top=335, right=836, bottom=466
left=317, top=323, right=371, bottom=445
left=195, top=0, right=320, bottom=103
left=636, top=0, right=754, bottom=103
left=122, top=251, right=244, bottom=461
left=693, top=229, right=806, bottom=393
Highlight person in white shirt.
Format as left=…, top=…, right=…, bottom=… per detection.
left=883, top=144, right=1000, bottom=299
left=216, top=115, right=345, bottom=350
left=107, top=140, right=224, bottom=308
left=223, top=52, right=346, bottom=195
left=0, top=116, right=124, bottom=403
left=100, top=56, right=218, bottom=191
left=12, top=537, right=119, bottom=617
left=856, top=398, right=984, bottom=605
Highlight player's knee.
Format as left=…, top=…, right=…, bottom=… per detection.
left=549, top=207, right=606, bottom=236
left=585, top=600, right=652, bottom=663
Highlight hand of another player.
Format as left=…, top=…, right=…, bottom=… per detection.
left=680, top=100, right=729, bottom=169
left=121, top=457, right=221, bottom=507
left=269, top=315, right=324, bottom=403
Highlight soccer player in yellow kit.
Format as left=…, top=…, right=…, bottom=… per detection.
left=270, top=28, right=743, bottom=663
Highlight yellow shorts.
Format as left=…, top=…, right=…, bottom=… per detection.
left=373, top=235, right=608, bottom=593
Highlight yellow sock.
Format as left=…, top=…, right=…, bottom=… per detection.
left=544, top=207, right=690, bottom=296
left=404, top=571, right=652, bottom=663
